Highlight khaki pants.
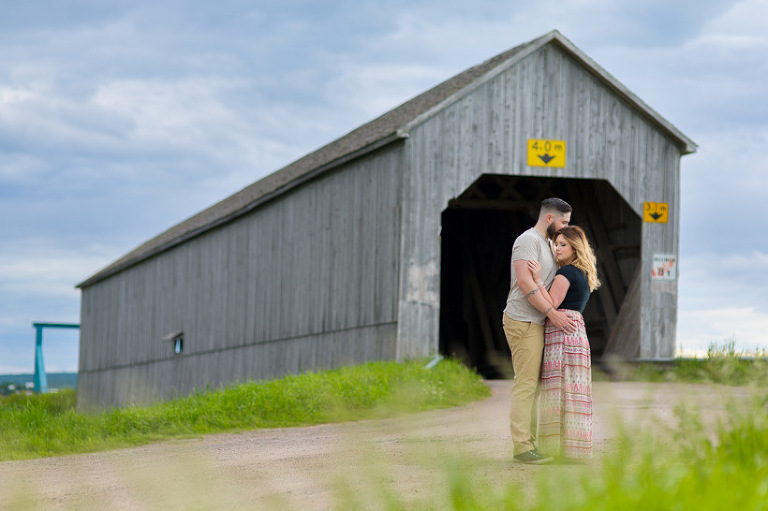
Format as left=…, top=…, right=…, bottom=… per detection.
left=503, top=314, right=544, bottom=455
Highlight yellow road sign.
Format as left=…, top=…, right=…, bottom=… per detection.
left=644, top=202, right=669, bottom=223
left=527, top=139, right=566, bottom=167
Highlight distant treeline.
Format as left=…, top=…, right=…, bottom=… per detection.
left=0, top=372, right=77, bottom=390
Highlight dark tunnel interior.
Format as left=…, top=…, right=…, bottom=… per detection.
left=438, top=175, right=641, bottom=378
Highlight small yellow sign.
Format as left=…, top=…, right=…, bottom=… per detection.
left=643, top=202, right=669, bottom=223
left=527, top=139, right=566, bottom=167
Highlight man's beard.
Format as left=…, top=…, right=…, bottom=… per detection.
left=546, top=222, right=559, bottom=238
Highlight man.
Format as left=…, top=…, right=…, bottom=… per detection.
left=503, top=197, right=577, bottom=464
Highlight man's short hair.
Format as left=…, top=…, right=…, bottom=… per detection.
left=540, top=197, right=572, bottom=216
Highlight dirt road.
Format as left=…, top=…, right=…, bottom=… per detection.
left=0, top=381, right=753, bottom=510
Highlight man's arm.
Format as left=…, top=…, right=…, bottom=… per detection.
left=513, top=260, right=577, bottom=333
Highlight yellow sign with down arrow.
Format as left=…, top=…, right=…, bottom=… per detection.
left=527, top=139, right=566, bottom=167
left=643, top=202, right=669, bottom=223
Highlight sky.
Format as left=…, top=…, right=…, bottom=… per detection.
left=1, top=0, right=767, bottom=374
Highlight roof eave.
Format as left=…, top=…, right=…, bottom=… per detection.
left=547, top=31, right=698, bottom=155
left=76, top=131, right=408, bottom=289
left=77, top=30, right=698, bottom=290
left=401, top=30, right=697, bottom=155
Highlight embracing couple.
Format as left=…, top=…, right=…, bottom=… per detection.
left=502, top=198, right=601, bottom=465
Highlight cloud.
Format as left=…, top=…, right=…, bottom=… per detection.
left=329, top=62, right=447, bottom=120
left=677, top=250, right=768, bottom=352
left=680, top=251, right=768, bottom=303
left=0, top=238, right=91, bottom=374
left=86, top=76, right=286, bottom=172
left=0, top=238, right=116, bottom=296
left=1, top=0, right=766, bottom=374
left=693, top=0, right=768, bottom=48
left=679, top=130, right=768, bottom=257
left=677, top=307, right=768, bottom=353
left=558, top=2, right=767, bottom=134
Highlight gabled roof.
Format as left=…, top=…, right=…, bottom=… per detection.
left=78, top=30, right=696, bottom=288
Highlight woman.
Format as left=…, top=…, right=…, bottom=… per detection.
left=529, top=225, right=600, bottom=461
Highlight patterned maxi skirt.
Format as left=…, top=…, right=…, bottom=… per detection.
left=539, top=310, right=592, bottom=459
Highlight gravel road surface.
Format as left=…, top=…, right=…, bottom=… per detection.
left=0, top=380, right=752, bottom=510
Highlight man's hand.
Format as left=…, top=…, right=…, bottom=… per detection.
left=547, top=309, right=577, bottom=334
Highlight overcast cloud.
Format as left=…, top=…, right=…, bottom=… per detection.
left=1, top=0, right=767, bottom=373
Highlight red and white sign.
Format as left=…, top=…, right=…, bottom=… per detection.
left=651, top=253, right=677, bottom=280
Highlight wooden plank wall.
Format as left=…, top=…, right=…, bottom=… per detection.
left=397, top=43, right=683, bottom=361
left=79, top=41, right=687, bottom=409
left=79, top=144, right=404, bottom=409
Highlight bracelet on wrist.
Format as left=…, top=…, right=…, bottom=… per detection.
left=544, top=306, right=553, bottom=314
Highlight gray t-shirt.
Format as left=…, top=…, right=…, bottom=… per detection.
left=503, top=227, right=557, bottom=325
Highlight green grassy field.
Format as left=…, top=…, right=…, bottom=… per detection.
left=336, top=345, right=768, bottom=510
left=0, top=358, right=490, bottom=461
left=3, top=347, right=768, bottom=510
left=369, top=394, right=768, bottom=511
left=617, top=342, right=768, bottom=386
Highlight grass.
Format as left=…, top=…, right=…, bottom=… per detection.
left=3, top=346, right=768, bottom=509
left=329, top=399, right=768, bottom=510
left=619, top=341, right=768, bottom=386
left=504, top=398, right=768, bottom=511
left=0, top=358, right=490, bottom=461
left=331, top=347, right=768, bottom=511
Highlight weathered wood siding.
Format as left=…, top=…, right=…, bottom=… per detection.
left=79, top=36, right=690, bottom=408
left=397, top=44, right=682, bottom=360
left=79, top=144, right=404, bottom=408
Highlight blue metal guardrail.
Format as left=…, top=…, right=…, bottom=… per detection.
left=32, top=322, right=80, bottom=393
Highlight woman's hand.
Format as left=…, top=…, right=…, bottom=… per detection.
left=527, top=260, right=542, bottom=284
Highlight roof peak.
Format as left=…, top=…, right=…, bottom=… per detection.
left=78, top=30, right=695, bottom=288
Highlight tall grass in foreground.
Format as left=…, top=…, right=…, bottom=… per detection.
left=331, top=343, right=768, bottom=510
left=628, top=342, right=768, bottom=386
left=333, top=392, right=768, bottom=510
left=0, top=358, right=490, bottom=461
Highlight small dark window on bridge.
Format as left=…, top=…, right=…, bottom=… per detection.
left=162, top=330, right=184, bottom=355
left=174, top=334, right=184, bottom=355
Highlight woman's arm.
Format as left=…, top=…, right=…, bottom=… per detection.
left=522, top=259, right=577, bottom=333
left=544, top=275, right=570, bottom=309
left=527, top=260, right=570, bottom=308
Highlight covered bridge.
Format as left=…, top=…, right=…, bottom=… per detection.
left=77, top=30, right=696, bottom=409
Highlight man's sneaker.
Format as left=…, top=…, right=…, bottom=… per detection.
left=513, top=449, right=554, bottom=465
